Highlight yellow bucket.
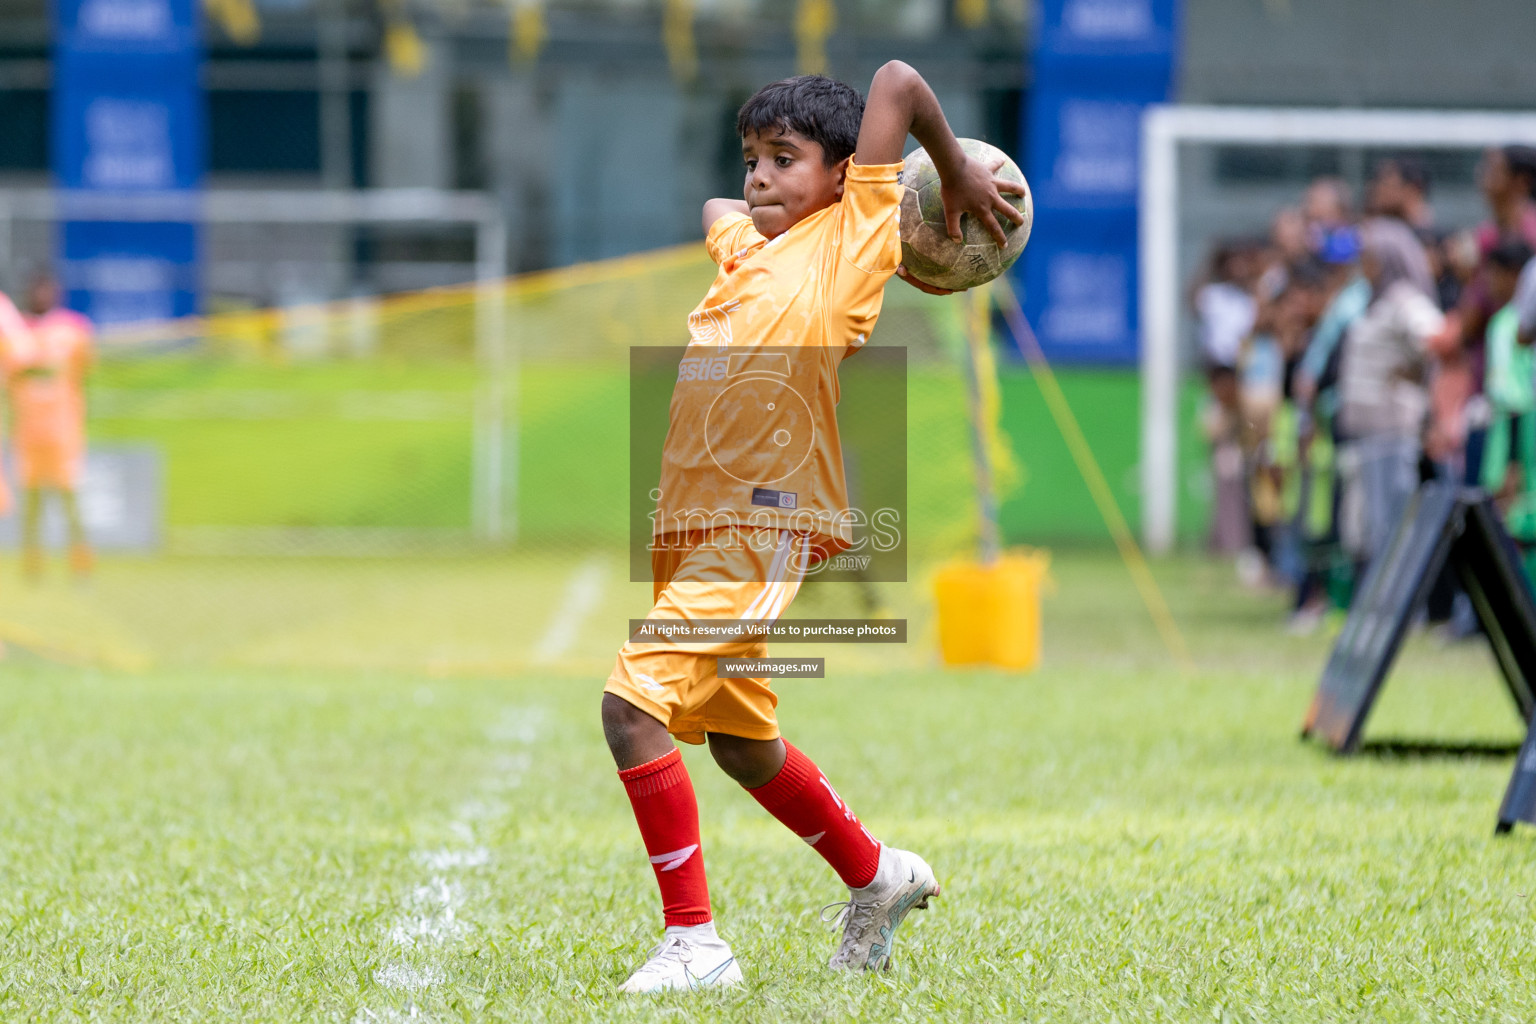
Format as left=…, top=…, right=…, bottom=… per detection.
left=933, top=549, right=1051, bottom=670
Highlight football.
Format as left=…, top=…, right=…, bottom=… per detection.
left=898, top=138, right=1033, bottom=292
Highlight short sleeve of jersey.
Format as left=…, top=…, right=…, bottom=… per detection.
left=837, top=160, right=903, bottom=275
left=706, top=212, right=764, bottom=266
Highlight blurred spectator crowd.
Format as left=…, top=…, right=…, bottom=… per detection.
left=1195, top=145, right=1536, bottom=635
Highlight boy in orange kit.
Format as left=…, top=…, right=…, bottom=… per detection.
left=602, top=63, right=1024, bottom=991
left=13, top=273, right=95, bottom=581
left=0, top=291, right=34, bottom=524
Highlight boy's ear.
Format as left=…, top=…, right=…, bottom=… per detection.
left=833, top=156, right=851, bottom=199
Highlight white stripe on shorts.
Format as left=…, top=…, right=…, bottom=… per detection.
left=760, top=534, right=810, bottom=623
left=740, top=530, right=793, bottom=624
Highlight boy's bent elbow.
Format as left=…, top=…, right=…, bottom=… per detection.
left=872, top=60, right=919, bottom=98
left=857, top=61, right=926, bottom=165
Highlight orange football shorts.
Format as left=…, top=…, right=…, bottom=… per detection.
left=605, top=526, right=811, bottom=745
left=16, top=439, right=83, bottom=490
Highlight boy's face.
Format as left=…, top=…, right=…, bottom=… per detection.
left=741, top=128, right=847, bottom=239
left=1282, top=284, right=1324, bottom=330
left=1368, top=165, right=1406, bottom=217
left=26, top=276, right=58, bottom=316
left=1481, top=149, right=1513, bottom=205
left=1490, top=265, right=1520, bottom=308
left=1304, top=181, right=1345, bottom=227
left=1208, top=369, right=1238, bottom=409
left=1271, top=209, right=1308, bottom=262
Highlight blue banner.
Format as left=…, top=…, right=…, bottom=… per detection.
left=53, top=0, right=202, bottom=324
left=1020, top=0, right=1180, bottom=365
left=1033, top=0, right=1179, bottom=65
left=1021, top=212, right=1138, bottom=365
left=54, top=0, right=199, bottom=57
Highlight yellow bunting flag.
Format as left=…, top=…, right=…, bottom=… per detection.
left=795, top=0, right=835, bottom=75
left=204, top=0, right=260, bottom=45
left=663, top=0, right=698, bottom=82
left=384, top=20, right=426, bottom=77
left=511, top=0, right=548, bottom=65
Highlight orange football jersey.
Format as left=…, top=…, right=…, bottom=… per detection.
left=654, top=160, right=903, bottom=561
left=14, top=307, right=93, bottom=452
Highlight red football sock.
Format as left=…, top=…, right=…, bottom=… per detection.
left=747, top=740, right=881, bottom=888
left=618, top=748, right=711, bottom=927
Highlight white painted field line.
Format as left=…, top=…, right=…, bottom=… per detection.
left=532, top=558, right=609, bottom=664
left=387, top=876, right=467, bottom=948
left=353, top=1005, right=431, bottom=1023
left=355, top=702, right=547, bottom=1023
left=374, top=963, right=446, bottom=991
left=415, top=847, right=491, bottom=871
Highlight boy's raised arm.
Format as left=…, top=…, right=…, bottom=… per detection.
left=856, top=60, right=1024, bottom=249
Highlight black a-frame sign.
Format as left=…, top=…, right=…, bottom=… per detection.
left=1301, top=482, right=1536, bottom=757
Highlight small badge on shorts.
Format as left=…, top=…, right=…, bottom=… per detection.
left=752, top=487, right=797, bottom=509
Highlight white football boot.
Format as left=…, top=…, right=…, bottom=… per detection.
left=825, top=845, right=940, bottom=970
left=618, top=921, right=744, bottom=994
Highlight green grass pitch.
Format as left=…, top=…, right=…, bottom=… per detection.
left=87, top=353, right=1209, bottom=546
left=4, top=551, right=1536, bottom=1021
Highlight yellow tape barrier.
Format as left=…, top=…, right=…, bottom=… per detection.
left=992, top=275, right=1192, bottom=668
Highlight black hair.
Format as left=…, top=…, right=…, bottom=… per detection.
left=1210, top=239, right=1240, bottom=279
left=1504, top=145, right=1536, bottom=199
left=736, top=75, right=864, bottom=166
left=1488, top=239, right=1534, bottom=273
left=1376, top=155, right=1430, bottom=196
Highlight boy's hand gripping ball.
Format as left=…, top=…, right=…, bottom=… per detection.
left=898, top=139, right=1032, bottom=292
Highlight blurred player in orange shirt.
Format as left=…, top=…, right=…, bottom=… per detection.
left=13, top=272, right=94, bottom=581
left=0, top=289, right=34, bottom=523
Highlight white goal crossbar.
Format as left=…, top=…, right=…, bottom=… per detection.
left=1139, top=105, right=1536, bottom=554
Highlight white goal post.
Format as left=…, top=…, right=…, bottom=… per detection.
left=1138, top=105, right=1536, bottom=554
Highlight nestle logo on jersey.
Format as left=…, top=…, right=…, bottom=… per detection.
left=677, top=356, right=730, bottom=382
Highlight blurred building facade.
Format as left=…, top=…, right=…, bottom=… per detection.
left=0, top=0, right=1532, bottom=306
left=0, top=0, right=1023, bottom=306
